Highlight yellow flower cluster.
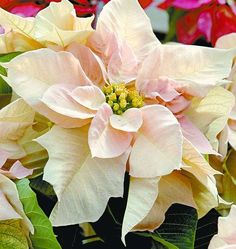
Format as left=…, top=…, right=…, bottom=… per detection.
left=103, top=83, right=144, bottom=115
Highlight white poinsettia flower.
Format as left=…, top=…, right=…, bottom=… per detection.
left=209, top=205, right=236, bottom=249
left=1, top=0, right=182, bottom=229
left=90, top=1, right=235, bottom=157
left=19, top=45, right=183, bottom=225
left=1, top=0, right=235, bottom=243
left=0, top=0, right=94, bottom=53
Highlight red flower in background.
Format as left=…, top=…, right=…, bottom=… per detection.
left=159, top=0, right=236, bottom=45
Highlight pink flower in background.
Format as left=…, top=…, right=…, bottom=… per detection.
left=159, top=0, right=236, bottom=45
left=9, top=2, right=45, bottom=17
left=0, top=0, right=46, bottom=17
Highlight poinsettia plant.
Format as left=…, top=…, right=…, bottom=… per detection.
left=0, top=0, right=236, bottom=249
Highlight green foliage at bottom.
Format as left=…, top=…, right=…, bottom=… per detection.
left=16, top=179, right=61, bottom=249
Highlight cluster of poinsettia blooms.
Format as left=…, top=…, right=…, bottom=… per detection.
left=1, top=0, right=236, bottom=248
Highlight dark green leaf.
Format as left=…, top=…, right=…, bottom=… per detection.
left=16, top=179, right=61, bottom=249
left=156, top=204, right=198, bottom=249
left=30, top=175, right=56, bottom=199
left=194, top=209, right=219, bottom=249
left=151, top=240, right=168, bottom=249
left=138, top=204, right=198, bottom=249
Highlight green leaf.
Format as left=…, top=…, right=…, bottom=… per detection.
left=138, top=204, right=198, bottom=249
left=16, top=179, right=61, bottom=249
left=0, top=52, right=23, bottom=108
left=0, top=78, right=11, bottom=94
left=0, top=52, right=22, bottom=94
left=0, top=52, right=22, bottom=63
left=0, top=220, right=28, bottom=249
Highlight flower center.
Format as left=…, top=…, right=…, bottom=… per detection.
left=102, top=83, right=144, bottom=115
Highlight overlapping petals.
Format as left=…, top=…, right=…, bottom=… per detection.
left=137, top=44, right=235, bottom=98
left=207, top=34, right=236, bottom=154
left=136, top=43, right=236, bottom=155
left=186, top=87, right=235, bottom=153
left=2, top=49, right=93, bottom=128
left=129, top=105, right=182, bottom=177
left=121, top=138, right=219, bottom=241
left=0, top=98, right=34, bottom=238
left=0, top=98, right=35, bottom=159
left=36, top=125, right=130, bottom=225
left=88, top=0, right=159, bottom=66
left=0, top=0, right=94, bottom=53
